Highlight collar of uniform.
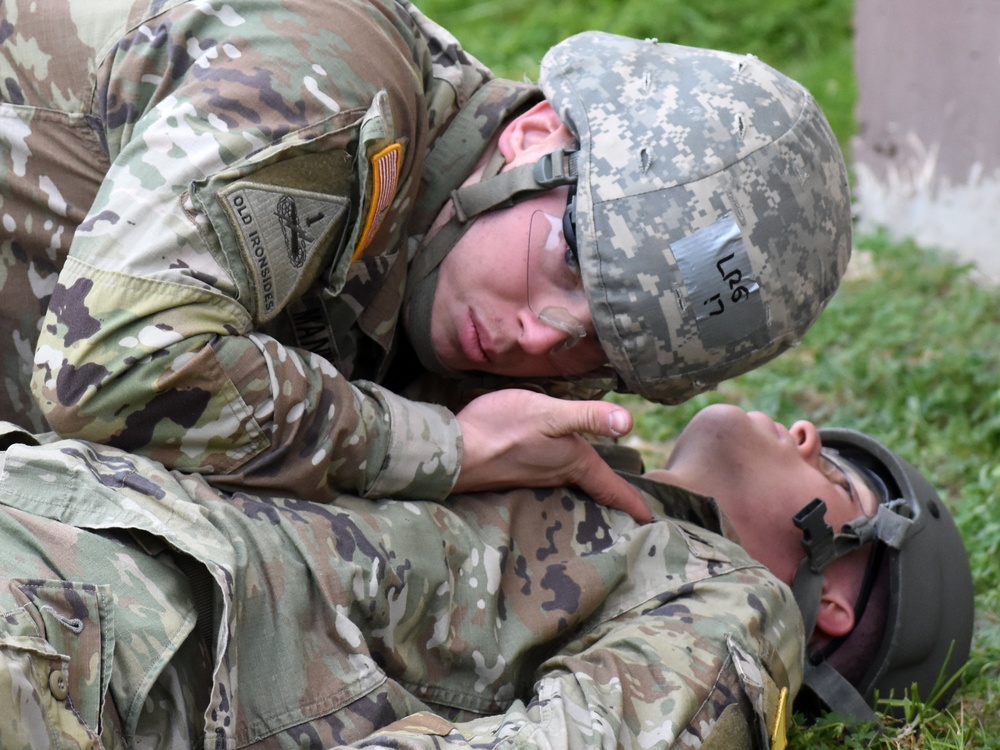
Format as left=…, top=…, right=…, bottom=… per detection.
left=625, top=472, right=727, bottom=536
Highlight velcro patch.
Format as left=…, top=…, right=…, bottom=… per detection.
left=353, top=142, right=402, bottom=262
left=220, top=182, right=349, bottom=323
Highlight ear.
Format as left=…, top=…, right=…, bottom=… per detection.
left=813, top=581, right=856, bottom=638
left=497, top=100, right=574, bottom=167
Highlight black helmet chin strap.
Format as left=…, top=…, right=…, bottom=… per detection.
left=791, top=499, right=911, bottom=633
left=791, top=499, right=879, bottom=636
left=790, top=499, right=882, bottom=724
left=802, top=661, right=881, bottom=725
left=791, top=499, right=913, bottom=726
left=406, top=148, right=578, bottom=376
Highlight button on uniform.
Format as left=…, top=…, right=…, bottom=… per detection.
left=49, top=667, right=70, bottom=701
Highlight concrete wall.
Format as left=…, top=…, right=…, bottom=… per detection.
left=853, top=0, right=1000, bottom=283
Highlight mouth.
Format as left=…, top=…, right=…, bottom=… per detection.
left=461, top=310, right=492, bottom=366
left=749, top=410, right=787, bottom=442
left=773, top=419, right=789, bottom=441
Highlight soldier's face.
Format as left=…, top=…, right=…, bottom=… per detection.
left=653, top=404, right=878, bottom=584
left=424, top=185, right=607, bottom=378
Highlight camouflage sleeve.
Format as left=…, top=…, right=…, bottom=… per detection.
left=26, top=0, right=464, bottom=502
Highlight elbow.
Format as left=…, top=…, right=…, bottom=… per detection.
left=32, top=339, right=267, bottom=476
left=31, top=347, right=116, bottom=438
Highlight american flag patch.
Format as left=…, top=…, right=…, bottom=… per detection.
left=353, top=142, right=402, bottom=262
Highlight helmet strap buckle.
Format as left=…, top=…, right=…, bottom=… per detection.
left=533, top=148, right=579, bottom=188
left=793, top=498, right=836, bottom=574
left=449, top=148, right=579, bottom=225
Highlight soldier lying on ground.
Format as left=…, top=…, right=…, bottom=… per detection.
left=3, top=0, right=850, bottom=523
left=0, top=404, right=972, bottom=748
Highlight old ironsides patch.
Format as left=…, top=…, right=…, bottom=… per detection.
left=221, top=183, right=349, bottom=323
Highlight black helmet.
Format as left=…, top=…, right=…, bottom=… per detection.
left=791, top=428, right=975, bottom=723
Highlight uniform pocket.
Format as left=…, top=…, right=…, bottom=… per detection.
left=0, top=578, right=115, bottom=747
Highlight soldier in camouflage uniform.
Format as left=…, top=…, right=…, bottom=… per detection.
left=0, top=403, right=973, bottom=748
left=1, top=0, right=851, bottom=518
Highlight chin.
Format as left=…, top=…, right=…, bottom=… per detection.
left=666, top=404, right=752, bottom=471
left=684, top=403, right=749, bottom=432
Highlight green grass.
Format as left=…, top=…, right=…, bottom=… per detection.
left=416, top=1, right=1000, bottom=744
left=417, top=0, right=856, bottom=149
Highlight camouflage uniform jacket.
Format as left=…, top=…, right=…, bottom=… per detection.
left=1, top=0, right=538, bottom=501
left=0, top=422, right=804, bottom=749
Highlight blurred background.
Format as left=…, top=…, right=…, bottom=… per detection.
left=417, top=1, right=1000, bottom=745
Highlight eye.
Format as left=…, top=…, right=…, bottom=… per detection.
left=819, top=451, right=860, bottom=506
left=819, top=448, right=865, bottom=511
left=552, top=241, right=582, bottom=292
left=833, top=472, right=852, bottom=497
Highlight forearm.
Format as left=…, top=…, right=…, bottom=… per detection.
left=219, top=333, right=462, bottom=501
left=32, top=258, right=461, bottom=501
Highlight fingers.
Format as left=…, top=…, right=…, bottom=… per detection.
left=543, top=396, right=633, bottom=440
left=606, top=407, right=632, bottom=437
left=600, top=483, right=652, bottom=524
left=463, top=390, right=632, bottom=440
left=572, top=443, right=652, bottom=524
left=454, top=390, right=649, bottom=522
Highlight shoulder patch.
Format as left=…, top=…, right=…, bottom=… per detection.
left=353, top=142, right=402, bottom=262
left=220, top=182, right=349, bottom=323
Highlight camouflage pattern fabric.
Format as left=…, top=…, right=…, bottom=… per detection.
left=0, top=423, right=803, bottom=749
left=1, top=0, right=529, bottom=502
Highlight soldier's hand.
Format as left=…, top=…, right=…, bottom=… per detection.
left=452, top=389, right=651, bottom=523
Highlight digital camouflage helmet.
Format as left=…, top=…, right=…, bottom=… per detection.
left=791, top=428, right=975, bottom=723
left=539, top=32, right=852, bottom=403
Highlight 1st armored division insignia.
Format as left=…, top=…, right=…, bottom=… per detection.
left=221, top=182, right=349, bottom=323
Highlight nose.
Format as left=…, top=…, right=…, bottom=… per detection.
left=790, top=420, right=823, bottom=464
left=518, top=309, right=574, bottom=356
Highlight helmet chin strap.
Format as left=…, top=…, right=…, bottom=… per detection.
left=405, top=147, right=578, bottom=376
left=791, top=498, right=908, bottom=637
left=790, top=498, right=881, bottom=724
left=791, top=498, right=912, bottom=725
